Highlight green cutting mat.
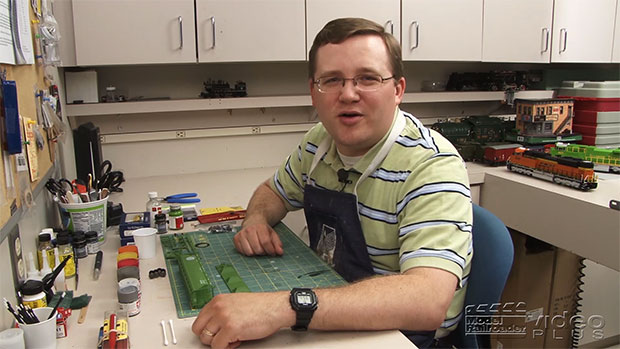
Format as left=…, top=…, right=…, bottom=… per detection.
left=161, top=223, right=347, bottom=318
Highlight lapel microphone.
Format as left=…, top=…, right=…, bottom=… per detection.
left=337, top=169, right=351, bottom=184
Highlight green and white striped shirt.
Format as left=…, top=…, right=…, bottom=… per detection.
left=270, top=109, right=473, bottom=336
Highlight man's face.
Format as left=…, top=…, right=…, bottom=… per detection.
left=310, top=34, right=405, bottom=157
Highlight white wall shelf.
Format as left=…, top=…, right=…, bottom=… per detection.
left=65, top=90, right=555, bottom=117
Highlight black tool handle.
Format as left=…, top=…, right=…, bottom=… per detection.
left=94, top=251, right=103, bottom=270
left=42, top=255, right=72, bottom=290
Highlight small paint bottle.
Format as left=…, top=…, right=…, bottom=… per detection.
left=56, top=234, right=76, bottom=278
left=168, top=205, right=184, bottom=230
left=118, top=285, right=140, bottom=316
left=155, top=213, right=167, bottom=234
left=85, top=231, right=100, bottom=255
left=72, top=232, right=88, bottom=259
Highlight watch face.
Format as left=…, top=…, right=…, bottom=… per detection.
left=297, top=293, right=313, bottom=305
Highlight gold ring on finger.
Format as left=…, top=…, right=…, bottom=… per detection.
left=202, top=328, right=215, bottom=337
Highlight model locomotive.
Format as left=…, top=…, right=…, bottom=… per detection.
left=446, top=70, right=542, bottom=92
left=200, top=79, right=247, bottom=99
left=507, top=148, right=598, bottom=191
left=550, top=143, right=620, bottom=173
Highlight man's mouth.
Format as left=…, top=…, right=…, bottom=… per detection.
left=339, top=112, right=362, bottom=118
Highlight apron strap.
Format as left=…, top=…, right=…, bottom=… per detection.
left=353, top=113, right=405, bottom=195
left=308, top=110, right=407, bottom=190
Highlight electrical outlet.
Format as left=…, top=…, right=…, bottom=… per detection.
left=176, top=131, right=186, bottom=138
left=100, top=135, right=106, bottom=144
left=251, top=127, right=261, bottom=134
left=8, top=228, right=26, bottom=287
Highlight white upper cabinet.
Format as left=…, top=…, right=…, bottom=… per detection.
left=401, top=0, right=483, bottom=61
left=612, top=0, right=620, bottom=63
left=72, top=0, right=196, bottom=65
left=196, top=0, right=305, bottom=63
left=482, top=0, right=554, bottom=63
left=306, top=0, right=400, bottom=57
left=551, top=0, right=617, bottom=63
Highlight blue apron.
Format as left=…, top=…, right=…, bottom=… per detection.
left=301, top=113, right=438, bottom=347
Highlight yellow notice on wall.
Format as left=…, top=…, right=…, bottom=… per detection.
left=23, top=117, right=39, bottom=181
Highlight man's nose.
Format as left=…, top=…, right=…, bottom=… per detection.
left=339, top=79, right=360, bottom=100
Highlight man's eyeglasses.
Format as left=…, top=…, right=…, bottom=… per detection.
left=313, top=74, right=395, bottom=93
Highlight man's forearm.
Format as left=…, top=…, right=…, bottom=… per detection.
left=243, top=180, right=288, bottom=227
left=309, top=268, right=457, bottom=332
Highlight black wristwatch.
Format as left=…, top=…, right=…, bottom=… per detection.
left=290, top=288, right=318, bottom=331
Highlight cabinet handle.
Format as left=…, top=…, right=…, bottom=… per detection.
left=540, top=28, right=549, bottom=53
left=410, top=21, right=419, bottom=50
left=385, top=20, right=394, bottom=35
left=178, top=16, right=183, bottom=50
left=559, top=28, right=567, bottom=53
left=210, top=16, right=216, bottom=49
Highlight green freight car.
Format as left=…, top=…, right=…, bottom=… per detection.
left=550, top=143, right=620, bottom=173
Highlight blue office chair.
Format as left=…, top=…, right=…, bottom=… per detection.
left=449, top=204, right=514, bottom=349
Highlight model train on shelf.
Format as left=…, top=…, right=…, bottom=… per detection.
left=446, top=70, right=542, bottom=92
left=199, top=79, right=247, bottom=99
left=431, top=115, right=523, bottom=165
left=507, top=148, right=598, bottom=191
left=550, top=143, right=620, bottom=173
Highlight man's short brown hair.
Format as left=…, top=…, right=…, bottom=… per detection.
left=308, top=17, right=403, bottom=81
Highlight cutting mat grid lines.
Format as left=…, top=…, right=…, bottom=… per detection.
left=161, top=223, right=346, bottom=318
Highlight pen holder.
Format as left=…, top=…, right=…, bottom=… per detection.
left=17, top=307, right=57, bottom=349
left=58, top=197, right=109, bottom=244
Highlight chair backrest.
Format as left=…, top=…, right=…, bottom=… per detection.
left=451, top=204, right=514, bottom=349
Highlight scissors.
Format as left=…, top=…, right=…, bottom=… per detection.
left=164, top=193, right=201, bottom=203
left=97, top=160, right=124, bottom=192
left=45, top=178, right=74, bottom=203
left=45, top=178, right=73, bottom=197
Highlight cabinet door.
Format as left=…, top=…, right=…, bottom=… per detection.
left=196, top=0, right=305, bottom=62
left=551, top=0, right=616, bottom=62
left=613, top=0, right=620, bottom=63
left=402, top=0, right=482, bottom=61
left=306, top=0, right=400, bottom=56
left=72, top=0, right=196, bottom=65
left=482, top=0, right=553, bottom=63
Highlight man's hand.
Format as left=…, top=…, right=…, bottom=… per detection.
left=233, top=223, right=284, bottom=256
left=191, top=292, right=294, bottom=349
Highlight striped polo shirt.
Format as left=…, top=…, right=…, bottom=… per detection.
left=269, top=108, right=473, bottom=337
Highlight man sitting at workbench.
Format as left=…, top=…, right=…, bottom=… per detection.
left=192, top=17, right=472, bottom=349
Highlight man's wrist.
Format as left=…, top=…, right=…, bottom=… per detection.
left=289, top=288, right=318, bottom=331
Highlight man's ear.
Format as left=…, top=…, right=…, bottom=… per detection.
left=309, top=78, right=318, bottom=107
left=394, top=77, right=406, bottom=104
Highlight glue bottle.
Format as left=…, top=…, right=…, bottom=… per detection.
left=26, top=252, right=41, bottom=281
left=146, top=192, right=161, bottom=228
left=53, top=248, right=66, bottom=291
left=40, top=250, right=52, bottom=279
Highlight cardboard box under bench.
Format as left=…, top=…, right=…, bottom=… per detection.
left=490, top=230, right=584, bottom=349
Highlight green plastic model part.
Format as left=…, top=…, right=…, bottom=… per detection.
left=160, top=233, right=213, bottom=309
left=216, top=263, right=250, bottom=293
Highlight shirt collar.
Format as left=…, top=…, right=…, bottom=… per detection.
left=322, top=108, right=401, bottom=173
